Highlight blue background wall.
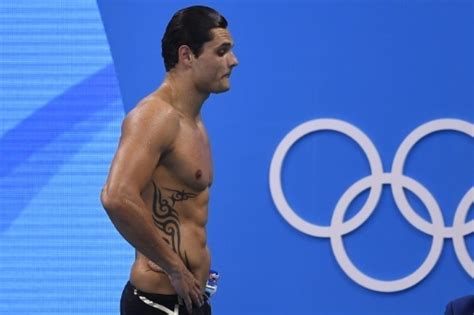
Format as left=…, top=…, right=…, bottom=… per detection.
left=0, top=0, right=472, bottom=314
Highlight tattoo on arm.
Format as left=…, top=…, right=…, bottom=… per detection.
left=151, top=181, right=197, bottom=269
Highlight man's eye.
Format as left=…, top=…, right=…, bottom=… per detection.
left=217, top=49, right=226, bottom=56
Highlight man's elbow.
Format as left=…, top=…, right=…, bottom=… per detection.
left=100, top=185, right=123, bottom=214
left=101, top=183, right=141, bottom=218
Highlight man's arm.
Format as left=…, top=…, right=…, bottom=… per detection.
left=100, top=102, right=203, bottom=312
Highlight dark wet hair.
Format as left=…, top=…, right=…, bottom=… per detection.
left=162, top=6, right=228, bottom=71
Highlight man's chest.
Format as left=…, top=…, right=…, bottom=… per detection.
left=160, top=126, right=213, bottom=192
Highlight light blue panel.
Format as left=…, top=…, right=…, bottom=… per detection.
left=0, top=1, right=125, bottom=314
left=0, top=102, right=127, bottom=314
left=0, top=1, right=112, bottom=136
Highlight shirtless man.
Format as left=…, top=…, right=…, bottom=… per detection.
left=100, top=6, right=238, bottom=315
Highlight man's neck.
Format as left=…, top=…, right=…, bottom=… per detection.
left=161, top=72, right=209, bottom=121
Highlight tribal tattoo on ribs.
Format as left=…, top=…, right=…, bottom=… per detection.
left=151, top=181, right=197, bottom=269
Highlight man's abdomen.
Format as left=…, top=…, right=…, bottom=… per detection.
left=131, top=177, right=211, bottom=294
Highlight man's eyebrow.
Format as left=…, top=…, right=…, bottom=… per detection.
left=216, top=42, right=233, bottom=49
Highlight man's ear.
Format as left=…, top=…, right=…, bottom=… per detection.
left=177, top=45, right=195, bottom=67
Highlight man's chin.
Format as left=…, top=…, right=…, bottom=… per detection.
left=212, top=85, right=231, bottom=94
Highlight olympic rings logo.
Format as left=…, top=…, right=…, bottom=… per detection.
left=269, top=118, right=473, bottom=292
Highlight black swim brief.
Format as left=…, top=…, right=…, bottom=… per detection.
left=120, top=281, right=211, bottom=315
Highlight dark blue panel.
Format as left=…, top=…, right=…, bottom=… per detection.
left=97, top=1, right=474, bottom=314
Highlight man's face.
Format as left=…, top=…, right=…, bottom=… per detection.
left=192, top=28, right=239, bottom=94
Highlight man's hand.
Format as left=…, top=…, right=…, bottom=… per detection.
left=148, top=260, right=203, bottom=314
left=169, top=265, right=204, bottom=314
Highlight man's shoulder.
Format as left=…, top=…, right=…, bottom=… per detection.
left=124, top=95, right=181, bottom=132
left=129, top=95, right=179, bottom=121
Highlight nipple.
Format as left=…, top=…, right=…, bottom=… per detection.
left=195, top=169, right=202, bottom=179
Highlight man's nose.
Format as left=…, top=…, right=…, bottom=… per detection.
left=229, top=51, right=239, bottom=68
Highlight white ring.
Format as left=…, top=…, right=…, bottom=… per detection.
left=452, top=188, right=474, bottom=277
left=269, top=119, right=383, bottom=238
left=330, top=173, right=444, bottom=292
left=391, top=119, right=474, bottom=236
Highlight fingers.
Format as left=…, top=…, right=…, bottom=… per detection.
left=182, top=280, right=202, bottom=314
left=184, top=294, right=193, bottom=314
left=190, top=285, right=203, bottom=308
left=195, top=282, right=204, bottom=306
left=191, top=278, right=202, bottom=303
left=183, top=292, right=202, bottom=314
left=169, top=267, right=204, bottom=313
